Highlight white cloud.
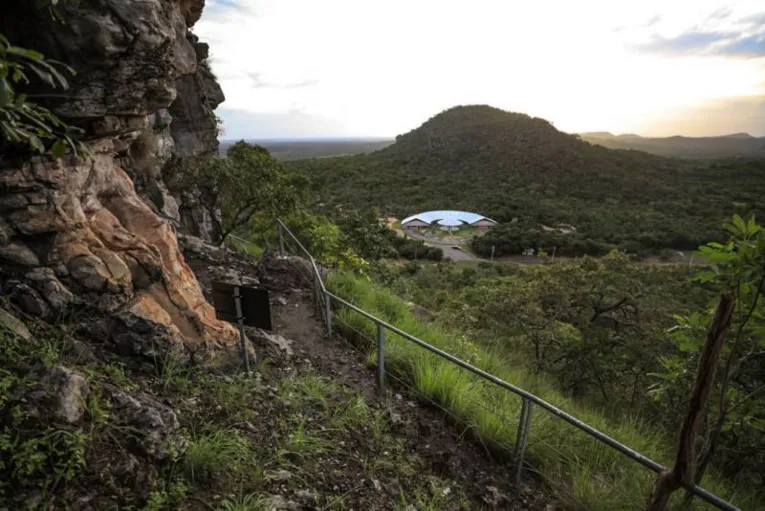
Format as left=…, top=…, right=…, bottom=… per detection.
left=196, top=0, right=765, bottom=138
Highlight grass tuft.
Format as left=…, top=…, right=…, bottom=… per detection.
left=217, top=491, right=268, bottom=511
left=184, top=429, right=253, bottom=483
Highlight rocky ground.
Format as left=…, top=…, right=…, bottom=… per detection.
left=0, top=236, right=552, bottom=510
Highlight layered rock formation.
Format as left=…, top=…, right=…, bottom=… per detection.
left=168, top=34, right=226, bottom=242
left=0, top=0, right=241, bottom=363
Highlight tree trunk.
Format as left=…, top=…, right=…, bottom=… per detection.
left=647, top=294, right=735, bottom=511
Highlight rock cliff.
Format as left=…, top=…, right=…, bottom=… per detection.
left=0, top=0, right=242, bottom=363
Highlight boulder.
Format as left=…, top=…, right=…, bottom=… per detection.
left=25, top=267, right=75, bottom=313
left=0, top=306, right=32, bottom=341
left=42, top=366, right=90, bottom=424
left=106, top=386, right=187, bottom=461
left=262, top=495, right=300, bottom=511
left=257, top=253, right=316, bottom=292
left=254, top=330, right=294, bottom=357
left=0, top=243, right=40, bottom=267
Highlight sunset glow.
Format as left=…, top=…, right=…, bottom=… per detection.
left=197, top=0, right=765, bottom=138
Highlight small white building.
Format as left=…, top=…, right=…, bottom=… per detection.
left=469, top=218, right=499, bottom=232
left=401, top=218, right=430, bottom=231
left=401, top=210, right=498, bottom=233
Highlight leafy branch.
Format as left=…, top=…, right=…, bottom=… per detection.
left=0, top=32, right=86, bottom=157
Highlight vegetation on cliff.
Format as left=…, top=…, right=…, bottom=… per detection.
left=0, top=33, right=84, bottom=157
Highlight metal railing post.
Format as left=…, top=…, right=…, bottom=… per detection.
left=313, top=273, right=320, bottom=312
left=514, top=398, right=533, bottom=484
left=325, top=292, right=332, bottom=336
left=233, top=285, right=250, bottom=374
left=278, top=221, right=285, bottom=257
left=376, top=323, right=385, bottom=393
left=514, top=399, right=528, bottom=481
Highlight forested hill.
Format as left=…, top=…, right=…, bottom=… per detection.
left=579, top=131, right=765, bottom=159
left=288, top=105, right=765, bottom=253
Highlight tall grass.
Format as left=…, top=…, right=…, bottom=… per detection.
left=184, top=429, right=253, bottom=483
left=327, top=272, right=762, bottom=510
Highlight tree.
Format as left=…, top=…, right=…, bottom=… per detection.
left=172, top=142, right=307, bottom=244
left=0, top=33, right=85, bottom=157
left=648, top=293, right=735, bottom=510
left=335, top=210, right=397, bottom=260
left=648, top=215, right=765, bottom=509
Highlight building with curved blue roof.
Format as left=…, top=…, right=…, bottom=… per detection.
left=401, top=210, right=497, bottom=231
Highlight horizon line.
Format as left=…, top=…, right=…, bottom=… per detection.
left=220, top=131, right=762, bottom=142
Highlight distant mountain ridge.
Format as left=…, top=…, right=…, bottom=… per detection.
left=219, top=138, right=393, bottom=160
left=579, top=131, right=765, bottom=159
left=289, top=104, right=765, bottom=253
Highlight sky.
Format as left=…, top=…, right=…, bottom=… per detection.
left=196, top=0, right=765, bottom=139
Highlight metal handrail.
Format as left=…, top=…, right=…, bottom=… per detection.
left=273, top=219, right=739, bottom=511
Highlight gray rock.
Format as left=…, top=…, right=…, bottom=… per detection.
left=71, top=340, right=99, bottom=364
left=295, top=490, right=319, bottom=504
left=0, top=243, right=39, bottom=266
left=108, top=387, right=186, bottom=460
left=68, top=254, right=110, bottom=291
left=1, top=0, right=196, bottom=120
left=256, top=331, right=294, bottom=356
left=0, top=306, right=32, bottom=341
left=263, top=495, right=300, bottom=511
left=26, top=267, right=75, bottom=313
left=43, top=366, right=90, bottom=424
left=170, top=34, right=225, bottom=159
left=267, top=469, right=293, bottom=482
left=9, top=282, right=50, bottom=318
left=181, top=234, right=216, bottom=255
left=177, top=191, right=222, bottom=243
left=0, top=217, right=13, bottom=245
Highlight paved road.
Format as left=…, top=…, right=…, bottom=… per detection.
left=438, top=245, right=478, bottom=262
left=405, top=231, right=481, bottom=262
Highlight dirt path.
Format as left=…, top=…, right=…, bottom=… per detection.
left=262, top=268, right=551, bottom=510
left=184, top=244, right=552, bottom=509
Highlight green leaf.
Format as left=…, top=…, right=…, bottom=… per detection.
left=733, top=214, right=747, bottom=234
left=24, top=62, right=54, bottom=87
left=28, top=135, right=45, bottom=153
left=693, top=270, right=718, bottom=283
left=677, top=335, right=701, bottom=353
left=27, top=59, right=71, bottom=89
left=50, top=139, right=67, bottom=158
left=0, top=79, right=9, bottom=107
left=6, top=46, right=44, bottom=61
left=746, top=216, right=761, bottom=236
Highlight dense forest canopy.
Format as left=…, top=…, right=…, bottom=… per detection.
left=288, top=105, right=765, bottom=256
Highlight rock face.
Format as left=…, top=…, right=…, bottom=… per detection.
left=0, top=0, right=240, bottom=363
left=169, top=34, right=226, bottom=242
